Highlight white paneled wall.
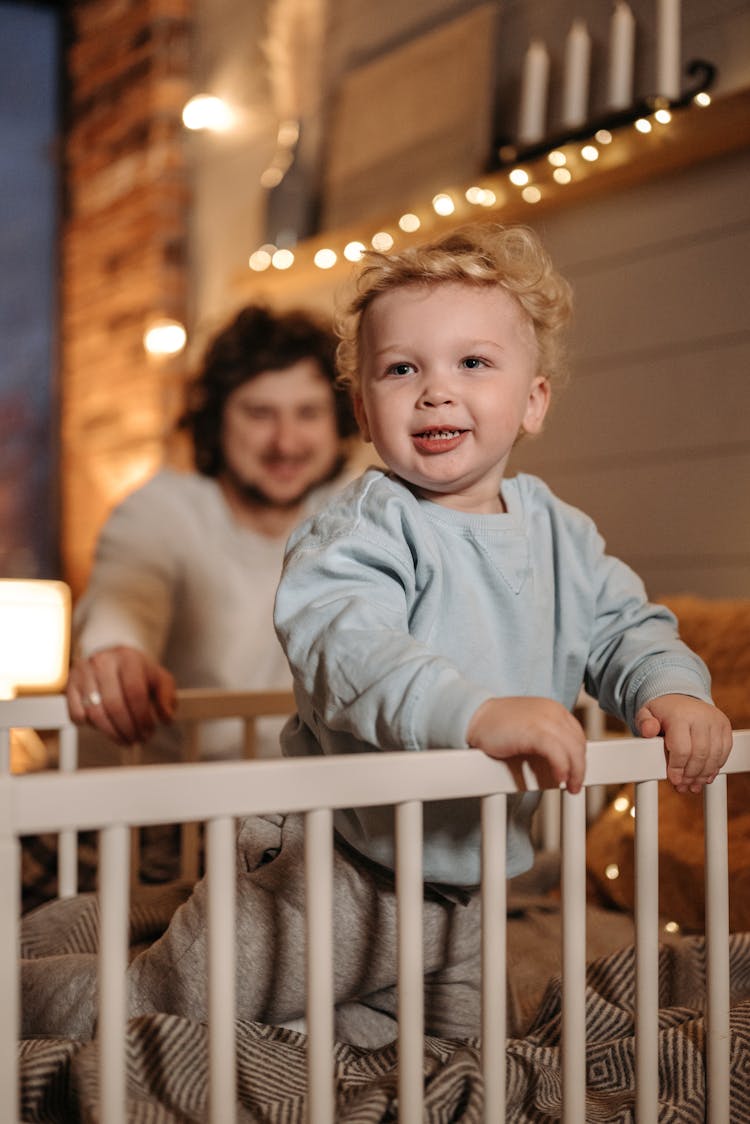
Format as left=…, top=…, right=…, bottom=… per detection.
left=511, top=146, right=750, bottom=599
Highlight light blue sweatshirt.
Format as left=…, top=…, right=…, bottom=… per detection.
left=274, top=469, right=712, bottom=885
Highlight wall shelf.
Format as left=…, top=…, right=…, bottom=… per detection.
left=233, top=86, right=750, bottom=311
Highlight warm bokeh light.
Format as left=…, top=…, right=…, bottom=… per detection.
left=182, top=94, right=233, bottom=132
left=432, top=193, right=455, bottom=216
left=398, top=213, right=421, bottom=232
left=249, top=249, right=272, bottom=271
left=272, top=248, right=295, bottom=270
left=553, top=167, right=572, bottom=184
left=313, top=248, right=337, bottom=269
left=581, top=144, right=599, bottom=162
left=260, top=166, right=285, bottom=189
left=654, top=108, right=672, bottom=125
left=635, top=117, right=653, bottom=134
left=143, top=318, right=187, bottom=356
left=343, top=241, right=366, bottom=261
left=509, top=168, right=529, bottom=186
left=605, top=863, right=620, bottom=881
left=547, top=150, right=567, bottom=167
left=371, top=231, right=394, bottom=251
left=595, top=129, right=613, bottom=144
left=521, top=185, right=541, bottom=203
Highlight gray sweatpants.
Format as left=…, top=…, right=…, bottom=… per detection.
left=22, top=813, right=482, bottom=1046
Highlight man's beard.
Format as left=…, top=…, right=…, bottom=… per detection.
left=222, top=454, right=346, bottom=511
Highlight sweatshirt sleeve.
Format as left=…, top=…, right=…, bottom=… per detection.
left=273, top=493, right=492, bottom=752
left=581, top=521, right=712, bottom=730
left=73, top=478, right=179, bottom=661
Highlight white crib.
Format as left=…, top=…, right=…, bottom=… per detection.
left=2, top=692, right=749, bottom=1123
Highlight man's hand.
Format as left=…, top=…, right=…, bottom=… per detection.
left=466, top=697, right=587, bottom=793
left=635, top=694, right=733, bottom=793
left=66, top=646, right=176, bottom=745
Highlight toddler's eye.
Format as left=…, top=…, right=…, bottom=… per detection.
left=388, top=362, right=414, bottom=377
left=461, top=356, right=486, bottom=370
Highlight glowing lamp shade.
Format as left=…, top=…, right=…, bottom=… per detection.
left=0, top=580, right=71, bottom=699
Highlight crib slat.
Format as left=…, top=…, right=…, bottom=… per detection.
left=561, top=788, right=587, bottom=1123
left=396, top=800, right=424, bottom=1122
left=305, top=808, right=335, bottom=1124
left=634, top=779, right=659, bottom=1122
left=481, top=793, right=507, bottom=1122
left=207, top=815, right=237, bottom=1124
left=242, top=717, right=257, bottom=759
left=180, top=726, right=202, bottom=883
left=704, top=775, right=730, bottom=1124
left=0, top=777, right=19, bottom=1124
left=57, top=723, right=79, bottom=897
left=98, top=823, right=130, bottom=1124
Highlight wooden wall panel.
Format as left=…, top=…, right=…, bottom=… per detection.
left=512, top=146, right=750, bottom=599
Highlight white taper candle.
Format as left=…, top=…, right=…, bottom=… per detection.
left=608, top=1, right=636, bottom=109
left=562, top=19, right=591, bottom=129
left=518, top=39, right=550, bottom=145
left=656, top=0, right=681, bottom=101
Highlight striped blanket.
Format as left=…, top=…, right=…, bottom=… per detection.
left=18, top=888, right=750, bottom=1122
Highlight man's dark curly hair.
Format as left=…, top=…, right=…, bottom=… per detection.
left=180, top=305, right=358, bottom=476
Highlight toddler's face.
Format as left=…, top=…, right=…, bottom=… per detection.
left=355, top=281, right=549, bottom=513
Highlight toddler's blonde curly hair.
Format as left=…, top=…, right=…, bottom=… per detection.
left=335, top=223, right=573, bottom=392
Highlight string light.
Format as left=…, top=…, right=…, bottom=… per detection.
left=398, top=213, right=421, bottom=232
left=371, top=231, right=394, bottom=251
left=343, top=241, right=366, bottom=262
left=271, top=248, right=294, bottom=270
left=244, top=79, right=717, bottom=278
left=249, top=249, right=273, bottom=272
left=313, top=248, right=337, bottom=269
left=432, top=193, right=455, bottom=216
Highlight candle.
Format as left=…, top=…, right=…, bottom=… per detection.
left=608, top=1, right=635, bottom=109
left=518, top=39, right=550, bottom=145
left=656, top=0, right=681, bottom=101
left=562, top=19, right=591, bottom=129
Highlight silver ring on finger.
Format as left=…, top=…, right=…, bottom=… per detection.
left=84, top=689, right=103, bottom=708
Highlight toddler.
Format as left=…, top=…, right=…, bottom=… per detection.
left=22, top=224, right=732, bottom=1047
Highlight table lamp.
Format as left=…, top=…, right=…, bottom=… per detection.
left=0, top=579, right=71, bottom=700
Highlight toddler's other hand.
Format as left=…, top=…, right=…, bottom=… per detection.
left=466, top=697, right=586, bottom=793
left=635, top=694, right=733, bottom=793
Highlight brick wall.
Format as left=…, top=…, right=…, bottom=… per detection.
left=60, top=0, right=192, bottom=596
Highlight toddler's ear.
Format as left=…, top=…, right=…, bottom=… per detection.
left=522, top=375, right=551, bottom=436
left=353, top=395, right=372, bottom=442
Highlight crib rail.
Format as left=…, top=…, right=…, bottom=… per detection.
left=0, top=688, right=297, bottom=888
left=3, top=697, right=749, bottom=1123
